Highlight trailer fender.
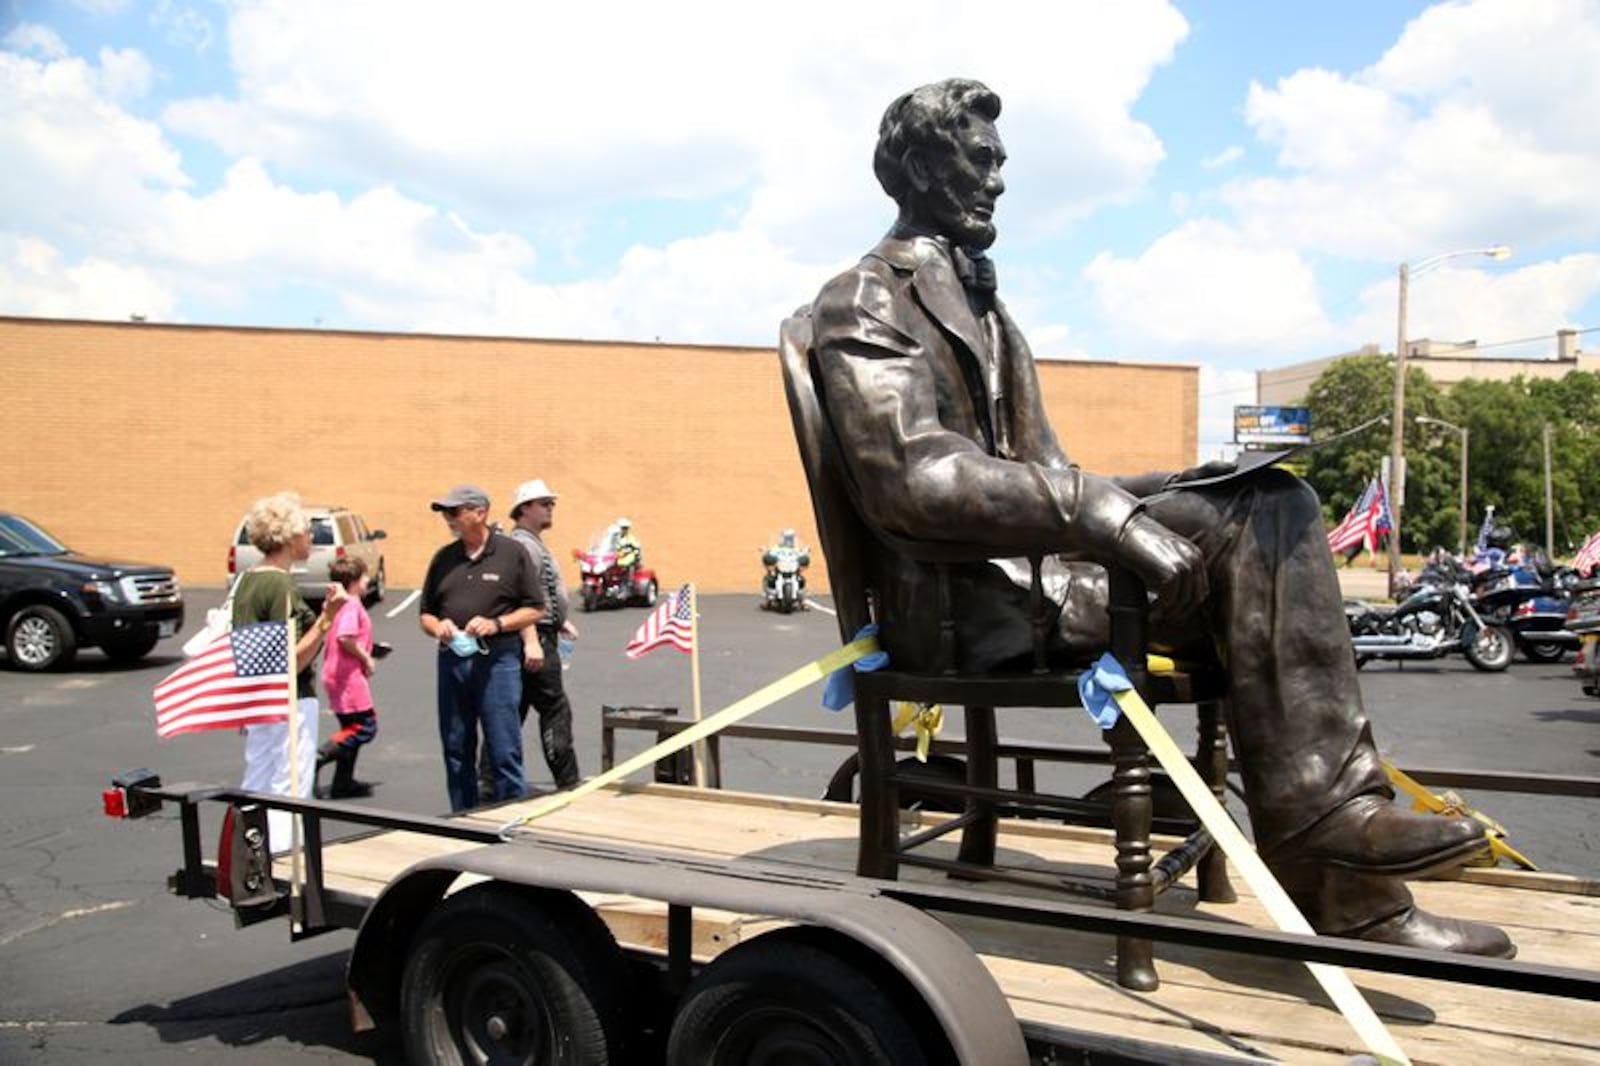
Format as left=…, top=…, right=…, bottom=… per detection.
left=346, top=839, right=1028, bottom=1066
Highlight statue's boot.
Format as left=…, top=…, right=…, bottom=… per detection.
left=1277, top=865, right=1516, bottom=958
left=1263, top=793, right=1489, bottom=878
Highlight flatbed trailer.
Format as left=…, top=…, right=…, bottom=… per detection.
left=116, top=760, right=1600, bottom=1066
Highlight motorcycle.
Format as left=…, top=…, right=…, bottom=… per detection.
left=1345, top=554, right=1512, bottom=671
left=573, top=532, right=658, bottom=612
left=1565, top=576, right=1600, bottom=696
left=761, top=543, right=810, bottom=613
left=1471, top=561, right=1578, bottom=663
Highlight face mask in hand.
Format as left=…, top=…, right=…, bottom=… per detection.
left=447, top=631, right=487, bottom=658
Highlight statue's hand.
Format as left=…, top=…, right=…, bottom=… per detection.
left=1166, top=459, right=1237, bottom=486
left=1115, top=515, right=1208, bottom=618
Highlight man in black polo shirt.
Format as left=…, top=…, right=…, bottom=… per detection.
left=419, top=484, right=545, bottom=811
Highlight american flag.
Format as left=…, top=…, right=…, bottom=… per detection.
left=154, top=621, right=292, bottom=738
left=1574, top=530, right=1600, bottom=576
left=1328, top=479, right=1381, bottom=555
left=1475, top=505, right=1497, bottom=553
left=626, top=584, right=695, bottom=659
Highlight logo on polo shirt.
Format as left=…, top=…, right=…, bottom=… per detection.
left=482, top=572, right=500, bottom=581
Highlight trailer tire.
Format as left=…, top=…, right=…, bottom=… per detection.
left=666, top=932, right=938, bottom=1066
left=400, top=883, right=626, bottom=1065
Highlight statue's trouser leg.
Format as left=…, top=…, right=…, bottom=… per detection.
left=1142, top=470, right=1390, bottom=856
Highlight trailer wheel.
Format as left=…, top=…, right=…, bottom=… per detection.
left=666, top=932, right=938, bottom=1066
left=400, top=884, right=626, bottom=1065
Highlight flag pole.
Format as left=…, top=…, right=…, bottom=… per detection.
left=284, top=591, right=303, bottom=931
left=688, top=583, right=706, bottom=787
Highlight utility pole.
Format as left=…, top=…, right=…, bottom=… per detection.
left=1387, top=262, right=1410, bottom=594
left=1544, top=423, right=1555, bottom=558
left=1459, top=426, right=1470, bottom=557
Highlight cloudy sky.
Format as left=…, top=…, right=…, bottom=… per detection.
left=4, top=0, right=1598, bottom=456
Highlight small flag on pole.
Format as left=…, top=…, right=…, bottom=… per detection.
left=1574, top=530, right=1600, bottom=576
left=1475, top=505, right=1497, bottom=554
left=154, top=621, right=292, bottom=738
left=626, top=584, right=695, bottom=658
left=1328, top=479, right=1383, bottom=556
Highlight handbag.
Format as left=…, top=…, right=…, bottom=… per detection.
left=181, top=573, right=244, bottom=657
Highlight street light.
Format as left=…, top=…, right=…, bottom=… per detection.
left=1387, top=245, right=1511, bottom=589
left=1415, top=415, right=1469, bottom=556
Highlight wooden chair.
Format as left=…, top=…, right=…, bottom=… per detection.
left=779, top=310, right=1235, bottom=991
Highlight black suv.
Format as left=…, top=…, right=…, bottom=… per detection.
left=1, top=512, right=185, bottom=671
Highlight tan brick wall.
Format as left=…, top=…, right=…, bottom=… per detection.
left=0, top=316, right=1197, bottom=592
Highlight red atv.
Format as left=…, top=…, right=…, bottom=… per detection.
left=574, top=531, right=658, bottom=611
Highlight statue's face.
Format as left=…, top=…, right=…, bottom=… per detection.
left=915, top=115, right=1006, bottom=250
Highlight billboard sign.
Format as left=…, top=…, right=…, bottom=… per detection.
left=1234, top=405, right=1312, bottom=446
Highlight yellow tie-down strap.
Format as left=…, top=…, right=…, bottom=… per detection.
left=1383, top=760, right=1535, bottom=870
left=1106, top=664, right=1412, bottom=1066
left=499, top=633, right=881, bottom=834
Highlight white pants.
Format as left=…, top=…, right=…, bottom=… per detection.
left=241, top=697, right=319, bottom=852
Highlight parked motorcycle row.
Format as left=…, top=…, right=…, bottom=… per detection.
left=1344, top=548, right=1589, bottom=678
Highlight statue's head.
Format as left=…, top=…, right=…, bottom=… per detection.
left=873, top=78, right=1006, bottom=251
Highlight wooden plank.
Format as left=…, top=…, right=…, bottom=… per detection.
left=310, top=784, right=1600, bottom=1064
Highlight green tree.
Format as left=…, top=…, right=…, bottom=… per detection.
left=1302, top=354, right=1455, bottom=553
left=1301, top=362, right=1600, bottom=561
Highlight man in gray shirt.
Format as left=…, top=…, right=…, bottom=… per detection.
left=506, top=478, right=580, bottom=788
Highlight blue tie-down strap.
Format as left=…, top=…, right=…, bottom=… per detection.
left=822, top=624, right=888, bottom=710
left=1077, top=652, right=1132, bottom=729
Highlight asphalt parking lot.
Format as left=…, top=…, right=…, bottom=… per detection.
left=1, top=588, right=1596, bottom=1063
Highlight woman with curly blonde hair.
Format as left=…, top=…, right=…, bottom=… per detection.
left=233, top=491, right=346, bottom=848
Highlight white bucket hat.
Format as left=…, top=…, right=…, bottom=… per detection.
left=511, top=478, right=559, bottom=516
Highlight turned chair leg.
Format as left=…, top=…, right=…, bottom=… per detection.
left=957, top=705, right=998, bottom=867
left=854, top=690, right=899, bottom=880
left=1107, top=714, right=1158, bottom=992
left=1195, top=699, right=1237, bottom=904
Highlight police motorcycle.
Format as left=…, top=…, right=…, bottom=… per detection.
left=1345, top=550, right=1513, bottom=671
left=761, top=529, right=810, bottom=613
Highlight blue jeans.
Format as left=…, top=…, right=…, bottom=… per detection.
left=436, top=639, right=526, bottom=811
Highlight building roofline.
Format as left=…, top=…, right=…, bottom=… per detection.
left=0, top=313, right=1202, bottom=373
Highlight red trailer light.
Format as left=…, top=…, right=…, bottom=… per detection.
left=102, top=787, right=128, bottom=818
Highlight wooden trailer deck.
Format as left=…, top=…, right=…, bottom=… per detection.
left=310, top=783, right=1600, bottom=1064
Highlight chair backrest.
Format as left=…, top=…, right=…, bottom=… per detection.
left=778, top=309, right=874, bottom=643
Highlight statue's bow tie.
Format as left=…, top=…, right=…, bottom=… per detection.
left=952, top=248, right=997, bottom=297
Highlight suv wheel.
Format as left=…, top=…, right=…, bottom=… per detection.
left=7, top=605, right=77, bottom=671
left=368, top=562, right=386, bottom=604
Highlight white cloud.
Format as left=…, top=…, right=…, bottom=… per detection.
left=161, top=0, right=1188, bottom=256
left=1227, top=0, right=1600, bottom=258
left=1197, top=364, right=1259, bottom=460
left=151, top=1, right=215, bottom=53
left=0, top=43, right=186, bottom=249
left=68, top=0, right=135, bottom=14
left=0, top=237, right=175, bottom=320
left=1200, top=145, right=1242, bottom=169
left=1082, top=220, right=1330, bottom=359
left=1342, top=254, right=1600, bottom=358
left=4, top=24, right=70, bottom=59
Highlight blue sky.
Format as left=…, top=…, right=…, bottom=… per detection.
left=4, top=0, right=1597, bottom=457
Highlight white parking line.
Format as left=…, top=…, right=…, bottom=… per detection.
left=386, top=589, right=422, bottom=618
left=807, top=600, right=837, bottom=617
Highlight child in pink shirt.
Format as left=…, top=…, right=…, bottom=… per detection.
left=316, top=557, right=379, bottom=798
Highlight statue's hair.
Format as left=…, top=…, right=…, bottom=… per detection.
left=873, top=78, right=1001, bottom=204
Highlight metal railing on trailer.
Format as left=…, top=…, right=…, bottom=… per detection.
left=124, top=778, right=1600, bottom=1005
